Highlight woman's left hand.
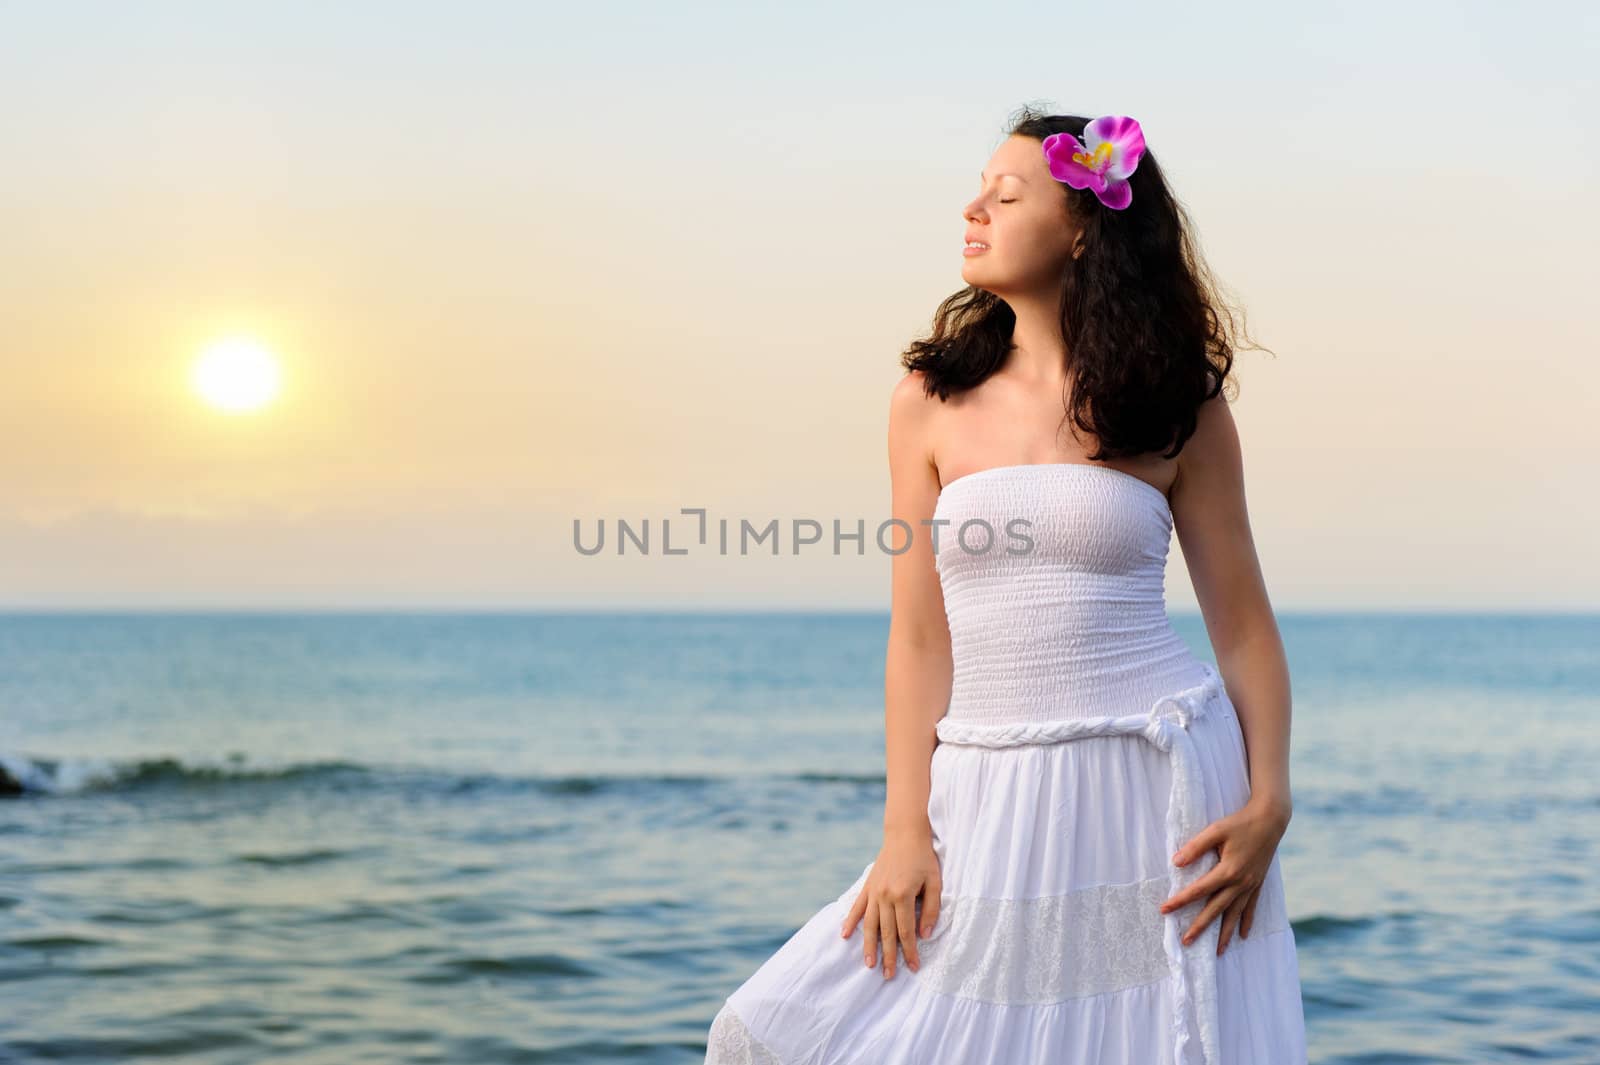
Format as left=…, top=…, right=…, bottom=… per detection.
left=1159, top=794, right=1292, bottom=956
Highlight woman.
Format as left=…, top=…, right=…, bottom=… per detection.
left=704, top=107, right=1308, bottom=1064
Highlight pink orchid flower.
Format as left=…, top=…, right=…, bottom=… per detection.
left=1041, top=116, right=1147, bottom=210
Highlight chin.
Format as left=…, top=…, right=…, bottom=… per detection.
left=961, top=265, right=1005, bottom=292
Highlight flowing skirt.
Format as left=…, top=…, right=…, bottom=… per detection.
left=704, top=665, right=1308, bottom=1065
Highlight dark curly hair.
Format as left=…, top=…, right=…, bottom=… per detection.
left=900, top=105, right=1267, bottom=461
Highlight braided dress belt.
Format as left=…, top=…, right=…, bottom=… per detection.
left=931, top=662, right=1227, bottom=1065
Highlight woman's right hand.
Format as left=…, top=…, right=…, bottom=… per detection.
left=839, top=828, right=943, bottom=980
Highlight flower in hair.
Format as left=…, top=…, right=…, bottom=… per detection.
left=1041, top=115, right=1146, bottom=210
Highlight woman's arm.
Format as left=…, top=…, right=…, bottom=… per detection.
left=838, top=371, right=953, bottom=981
left=881, top=370, right=954, bottom=835
left=1158, top=392, right=1295, bottom=952
left=1170, top=392, right=1293, bottom=818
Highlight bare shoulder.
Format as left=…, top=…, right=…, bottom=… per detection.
left=888, top=370, right=940, bottom=490
left=890, top=368, right=936, bottom=416
left=888, top=370, right=939, bottom=445
left=1178, top=390, right=1243, bottom=480
left=1193, top=388, right=1239, bottom=446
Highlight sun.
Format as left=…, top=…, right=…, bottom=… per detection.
left=191, top=337, right=282, bottom=414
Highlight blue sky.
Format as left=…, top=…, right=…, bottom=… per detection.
left=0, top=0, right=1595, bottom=608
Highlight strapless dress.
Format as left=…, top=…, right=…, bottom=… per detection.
left=704, top=463, right=1308, bottom=1064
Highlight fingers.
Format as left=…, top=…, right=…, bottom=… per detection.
left=1183, top=884, right=1243, bottom=946
left=861, top=901, right=879, bottom=968
left=878, top=900, right=899, bottom=978
left=1160, top=862, right=1231, bottom=914
left=840, top=889, right=865, bottom=939
left=848, top=876, right=942, bottom=978
left=1171, top=819, right=1225, bottom=868
left=896, top=899, right=920, bottom=972
left=1240, top=885, right=1261, bottom=939
left=920, top=877, right=941, bottom=938
left=1217, top=894, right=1248, bottom=956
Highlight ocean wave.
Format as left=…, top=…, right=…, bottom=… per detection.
left=0, top=751, right=878, bottom=799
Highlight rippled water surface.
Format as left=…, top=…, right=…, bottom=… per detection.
left=2, top=612, right=1597, bottom=1063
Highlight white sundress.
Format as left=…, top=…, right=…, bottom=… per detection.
left=704, top=462, right=1308, bottom=1065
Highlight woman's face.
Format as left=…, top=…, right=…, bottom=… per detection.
left=961, top=134, right=1082, bottom=297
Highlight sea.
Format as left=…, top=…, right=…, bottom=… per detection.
left=1, top=611, right=1597, bottom=1064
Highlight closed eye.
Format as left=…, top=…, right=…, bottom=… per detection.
left=998, top=198, right=1016, bottom=203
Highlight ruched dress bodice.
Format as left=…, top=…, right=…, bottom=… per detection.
left=933, top=462, right=1210, bottom=726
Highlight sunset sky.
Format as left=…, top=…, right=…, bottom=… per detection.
left=1, top=1, right=1595, bottom=610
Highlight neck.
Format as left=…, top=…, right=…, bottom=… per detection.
left=1001, top=289, right=1070, bottom=386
